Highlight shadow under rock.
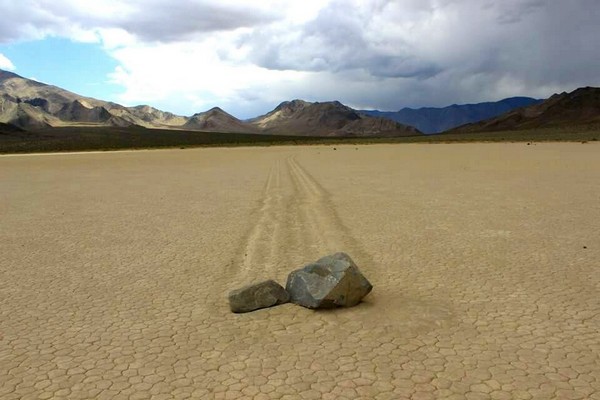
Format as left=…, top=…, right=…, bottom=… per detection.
left=311, top=287, right=457, bottom=336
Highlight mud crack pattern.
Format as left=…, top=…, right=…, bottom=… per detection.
left=1, top=143, right=599, bottom=399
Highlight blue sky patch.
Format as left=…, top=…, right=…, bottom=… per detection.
left=0, top=37, right=121, bottom=101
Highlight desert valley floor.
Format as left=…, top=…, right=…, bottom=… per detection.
left=1, top=143, right=599, bottom=400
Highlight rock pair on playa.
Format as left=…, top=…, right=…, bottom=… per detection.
left=229, top=252, right=373, bottom=313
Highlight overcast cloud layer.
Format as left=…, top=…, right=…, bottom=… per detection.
left=0, top=0, right=599, bottom=117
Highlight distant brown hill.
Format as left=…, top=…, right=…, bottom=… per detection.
left=184, top=107, right=258, bottom=133
left=250, top=100, right=420, bottom=137
left=451, top=87, right=600, bottom=133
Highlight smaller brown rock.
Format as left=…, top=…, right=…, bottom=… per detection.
left=229, top=280, right=289, bottom=313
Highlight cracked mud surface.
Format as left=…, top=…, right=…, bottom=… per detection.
left=1, top=143, right=599, bottom=399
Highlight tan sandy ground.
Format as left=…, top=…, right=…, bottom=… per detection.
left=1, top=143, right=599, bottom=400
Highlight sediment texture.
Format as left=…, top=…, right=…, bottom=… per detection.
left=1, top=143, right=599, bottom=399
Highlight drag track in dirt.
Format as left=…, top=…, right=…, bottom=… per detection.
left=233, top=155, right=370, bottom=286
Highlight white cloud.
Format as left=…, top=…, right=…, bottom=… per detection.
left=0, top=0, right=600, bottom=117
left=0, top=53, right=15, bottom=70
left=106, top=35, right=310, bottom=116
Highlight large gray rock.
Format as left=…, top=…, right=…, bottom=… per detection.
left=286, top=252, right=373, bottom=309
left=228, top=280, right=289, bottom=313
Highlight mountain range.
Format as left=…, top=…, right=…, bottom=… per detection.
left=1, top=68, right=599, bottom=139
left=450, top=87, right=600, bottom=133
left=361, top=97, right=542, bottom=134
left=0, top=69, right=418, bottom=137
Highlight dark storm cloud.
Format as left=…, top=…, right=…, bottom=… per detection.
left=482, top=1, right=600, bottom=86
left=241, top=0, right=600, bottom=110
left=242, top=0, right=444, bottom=79
left=495, top=0, right=545, bottom=24
left=114, top=1, right=276, bottom=42
left=0, top=0, right=276, bottom=43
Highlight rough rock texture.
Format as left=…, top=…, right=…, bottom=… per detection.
left=249, top=99, right=421, bottom=137
left=228, top=280, right=289, bottom=313
left=286, top=252, right=373, bottom=309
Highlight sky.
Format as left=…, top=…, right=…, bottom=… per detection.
left=0, top=0, right=599, bottom=119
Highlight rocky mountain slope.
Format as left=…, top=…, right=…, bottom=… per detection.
left=450, top=87, right=600, bottom=133
left=0, top=69, right=188, bottom=129
left=362, top=97, right=541, bottom=134
left=250, top=100, right=420, bottom=137
left=184, top=107, right=258, bottom=133
left=0, top=69, right=420, bottom=137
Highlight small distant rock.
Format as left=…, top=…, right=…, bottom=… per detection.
left=286, top=252, right=373, bottom=309
left=229, top=280, right=289, bottom=313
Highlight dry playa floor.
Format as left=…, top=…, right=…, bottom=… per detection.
left=1, top=143, right=599, bottom=400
